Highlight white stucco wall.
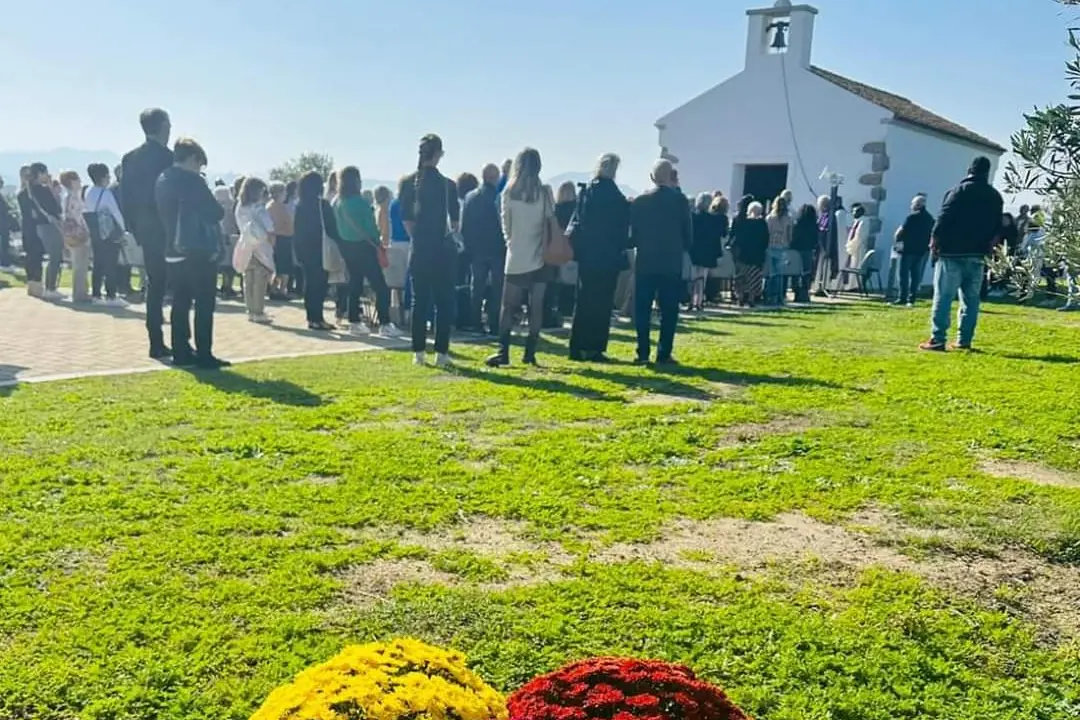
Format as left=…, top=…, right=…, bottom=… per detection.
left=881, top=122, right=1003, bottom=283
left=656, top=57, right=892, bottom=214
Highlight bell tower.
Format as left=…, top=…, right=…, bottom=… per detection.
left=745, top=0, right=818, bottom=71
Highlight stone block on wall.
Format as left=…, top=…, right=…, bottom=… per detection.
left=870, top=186, right=887, bottom=201
left=859, top=172, right=883, bottom=186
left=868, top=218, right=882, bottom=234
left=859, top=201, right=879, bottom=217
left=862, top=141, right=887, bottom=155
left=871, top=154, right=891, bottom=172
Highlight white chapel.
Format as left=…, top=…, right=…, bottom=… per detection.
left=656, top=0, right=1006, bottom=259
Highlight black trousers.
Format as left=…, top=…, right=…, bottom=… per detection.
left=23, top=233, right=44, bottom=283
left=411, top=253, right=456, bottom=353
left=456, top=251, right=473, bottom=328
left=0, top=230, right=11, bottom=267
left=91, top=238, right=122, bottom=299
left=302, top=259, right=328, bottom=324
left=141, top=240, right=169, bottom=349
left=570, top=267, right=619, bottom=356
left=340, top=241, right=390, bottom=325
left=898, top=253, right=925, bottom=303
left=169, top=257, right=217, bottom=359
left=471, top=253, right=505, bottom=332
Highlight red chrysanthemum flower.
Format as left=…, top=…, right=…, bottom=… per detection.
left=507, top=657, right=750, bottom=720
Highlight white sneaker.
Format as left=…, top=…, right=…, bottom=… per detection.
left=379, top=323, right=406, bottom=339
left=42, top=289, right=64, bottom=300
left=105, top=297, right=130, bottom=308
left=435, top=353, right=451, bottom=368
left=350, top=322, right=371, bottom=336
left=249, top=313, right=273, bottom=324
left=413, top=351, right=427, bottom=366
left=0, top=265, right=16, bottom=274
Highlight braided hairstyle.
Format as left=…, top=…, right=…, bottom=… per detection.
left=413, top=133, right=443, bottom=221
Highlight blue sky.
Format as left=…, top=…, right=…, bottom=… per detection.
left=1, top=0, right=1075, bottom=195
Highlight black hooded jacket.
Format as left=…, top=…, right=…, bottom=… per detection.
left=932, top=170, right=1003, bottom=257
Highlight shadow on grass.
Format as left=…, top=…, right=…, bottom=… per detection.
left=181, top=368, right=325, bottom=406
left=0, top=365, right=29, bottom=397
left=577, top=363, right=850, bottom=398
left=451, top=363, right=623, bottom=402
left=999, top=352, right=1080, bottom=365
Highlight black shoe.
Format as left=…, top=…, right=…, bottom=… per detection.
left=194, top=355, right=231, bottom=370
left=569, top=350, right=585, bottom=362
left=655, top=356, right=678, bottom=367
left=589, top=353, right=613, bottom=364
left=485, top=350, right=510, bottom=367
left=149, top=345, right=172, bottom=360
left=633, top=356, right=650, bottom=367
left=172, top=353, right=197, bottom=368
left=523, top=336, right=539, bottom=366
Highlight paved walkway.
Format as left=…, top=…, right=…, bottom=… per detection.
left=0, top=288, right=407, bottom=386
left=0, top=284, right=858, bottom=387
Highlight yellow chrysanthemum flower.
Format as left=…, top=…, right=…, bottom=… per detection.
left=250, top=639, right=508, bottom=720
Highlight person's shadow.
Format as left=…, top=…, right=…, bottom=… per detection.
left=180, top=368, right=324, bottom=406
left=0, top=365, right=28, bottom=397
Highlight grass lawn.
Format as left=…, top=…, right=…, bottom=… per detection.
left=2, top=300, right=1079, bottom=720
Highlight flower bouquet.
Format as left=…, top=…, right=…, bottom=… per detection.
left=507, top=657, right=748, bottom=720
left=250, top=638, right=508, bottom=720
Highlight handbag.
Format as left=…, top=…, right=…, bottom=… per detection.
left=542, top=188, right=573, bottom=266
left=337, top=197, right=389, bottom=268
left=173, top=196, right=222, bottom=262
left=28, top=188, right=64, bottom=252
left=320, top=201, right=348, bottom=285
left=85, top=188, right=123, bottom=245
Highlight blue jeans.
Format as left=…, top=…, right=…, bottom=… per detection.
left=766, top=247, right=787, bottom=304
left=931, top=257, right=984, bottom=345
left=634, top=273, right=682, bottom=361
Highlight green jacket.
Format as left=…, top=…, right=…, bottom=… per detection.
left=333, top=194, right=380, bottom=245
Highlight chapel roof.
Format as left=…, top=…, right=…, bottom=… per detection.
left=809, top=66, right=1007, bottom=154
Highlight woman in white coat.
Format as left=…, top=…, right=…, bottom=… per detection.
left=486, top=147, right=553, bottom=367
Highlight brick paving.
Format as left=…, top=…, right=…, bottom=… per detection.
left=0, top=288, right=407, bottom=386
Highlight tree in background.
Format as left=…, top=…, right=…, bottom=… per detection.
left=997, top=4, right=1080, bottom=304
left=269, top=153, right=334, bottom=183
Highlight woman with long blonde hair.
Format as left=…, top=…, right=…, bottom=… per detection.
left=486, top=147, right=552, bottom=367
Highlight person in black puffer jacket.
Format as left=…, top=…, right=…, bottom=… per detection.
left=920, top=156, right=1004, bottom=351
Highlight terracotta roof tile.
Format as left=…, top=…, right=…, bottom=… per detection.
left=810, top=66, right=1006, bottom=153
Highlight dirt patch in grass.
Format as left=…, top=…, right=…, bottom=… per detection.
left=716, top=415, right=821, bottom=448
left=979, top=458, right=1080, bottom=489
left=338, top=511, right=1080, bottom=641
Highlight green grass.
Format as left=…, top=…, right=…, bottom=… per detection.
left=2, top=301, right=1080, bottom=719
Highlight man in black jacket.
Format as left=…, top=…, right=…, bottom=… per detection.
left=920, top=156, right=1003, bottom=351
left=630, top=159, right=692, bottom=365
left=461, top=163, right=505, bottom=334
left=893, top=194, right=934, bottom=307
left=121, top=108, right=173, bottom=359
left=155, top=138, right=228, bottom=370
left=568, top=154, right=630, bottom=362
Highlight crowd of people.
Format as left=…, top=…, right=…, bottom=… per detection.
left=0, top=107, right=1061, bottom=371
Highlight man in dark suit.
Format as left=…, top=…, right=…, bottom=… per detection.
left=630, top=159, right=692, bottom=365
left=120, top=108, right=174, bottom=359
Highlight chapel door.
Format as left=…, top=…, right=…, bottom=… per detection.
left=742, top=164, right=789, bottom=208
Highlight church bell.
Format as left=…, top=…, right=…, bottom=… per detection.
left=768, top=20, right=790, bottom=50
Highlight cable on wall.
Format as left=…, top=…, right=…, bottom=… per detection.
left=779, top=48, right=819, bottom=198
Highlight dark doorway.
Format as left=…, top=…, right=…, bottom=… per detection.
left=742, top=164, right=789, bottom=208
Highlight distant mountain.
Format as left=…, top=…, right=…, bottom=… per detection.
left=547, top=172, right=638, bottom=198
left=0, top=148, right=122, bottom=183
